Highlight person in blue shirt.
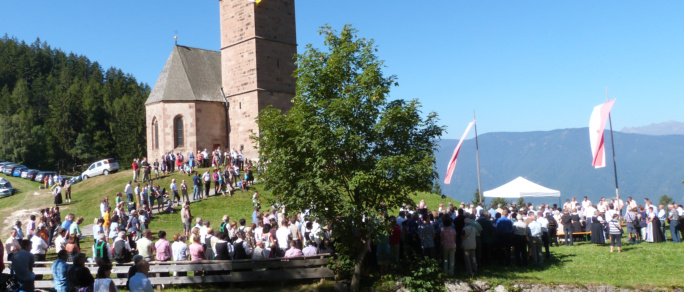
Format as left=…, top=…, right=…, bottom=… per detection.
left=252, top=207, right=260, bottom=225
left=60, top=214, right=73, bottom=233
left=52, top=250, right=70, bottom=292
left=13, top=221, right=24, bottom=240
left=192, top=172, right=201, bottom=201
left=488, top=204, right=499, bottom=218
left=129, top=260, right=154, bottom=292
left=494, top=210, right=513, bottom=266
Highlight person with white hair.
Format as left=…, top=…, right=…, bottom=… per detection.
left=93, top=233, right=112, bottom=266
left=512, top=215, right=529, bottom=266
left=113, top=231, right=132, bottom=264
left=527, top=215, right=543, bottom=265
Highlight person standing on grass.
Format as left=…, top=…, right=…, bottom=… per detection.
left=132, top=159, right=139, bottom=183
left=658, top=204, right=668, bottom=241
left=418, top=216, right=435, bottom=259
left=172, top=234, right=189, bottom=262
left=125, top=181, right=134, bottom=203
left=69, top=217, right=83, bottom=246
left=440, top=216, right=456, bottom=276
left=624, top=207, right=638, bottom=244
left=202, top=169, right=211, bottom=198
left=512, top=215, right=529, bottom=266
left=212, top=169, right=220, bottom=195
left=608, top=214, right=622, bottom=253
left=155, top=231, right=172, bottom=263
left=667, top=204, right=680, bottom=243
left=64, top=181, right=72, bottom=204
left=192, top=171, right=201, bottom=201
left=180, top=180, right=189, bottom=204
left=527, top=215, right=543, bottom=265
left=137, top=230, right=155, bottom=262
left=189, top=233, right=205, bottom=261
left=170, top=179, right=180, bottom=207
left=462, top=220, right=478, bottom=276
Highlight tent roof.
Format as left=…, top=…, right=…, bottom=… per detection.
left=483, top=176, right=560, bottom=198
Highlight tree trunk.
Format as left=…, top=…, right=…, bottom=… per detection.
left=351, top=242, right=368, bottom=292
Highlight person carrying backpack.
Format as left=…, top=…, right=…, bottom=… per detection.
left=93, top=234, right=112, bottom=266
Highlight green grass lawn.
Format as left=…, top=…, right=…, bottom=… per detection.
left=465, top=240, right=684, bottom=289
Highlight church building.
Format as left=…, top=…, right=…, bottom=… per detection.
left=145, top=0, right=296, bottom=161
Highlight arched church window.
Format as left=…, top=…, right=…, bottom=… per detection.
left=174, top=116, right=184, bottom=148
left=152, top=118, right=159, bottom=149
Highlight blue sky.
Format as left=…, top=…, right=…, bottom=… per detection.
left=2, top=1, right=683, bottom=139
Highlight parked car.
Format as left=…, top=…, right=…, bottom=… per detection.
left=12, top=165, right=28, bottom=177
left=81, top=158, right=120, bottom=180
left=34, top=171, right=57, bottom=183
left=0, top=179, right=16, bottom=198
left=23, top=169, right=40, bottom=180
left=2, top=164, right=19, bottom=175
left=0, top=162, right=15, bottom=174
left=68, top=175, right=83, bottom=185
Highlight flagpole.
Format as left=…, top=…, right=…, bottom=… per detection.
left=474, top=111, right=483, bottom=204
left=606, top=88, right=621, bottom=216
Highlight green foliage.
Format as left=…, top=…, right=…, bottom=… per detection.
left=327, top=253, right=355, bottom=280
left=471, top=188, right=483, bottom=206
left=400, top=256, right=446, bottom=292
left=253, top=24, right=444, bottom=287
left=0, top=36, right=149, bottom=172
left=490, top=197, right=510, bottom=207
left=431, top=180, right=443, bottom=196
left=658, top=194, right=674, bottom=206
left=517, top=197, right=526, bottom=207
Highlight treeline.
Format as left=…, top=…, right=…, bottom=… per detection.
left=0, top=35, right=149, bottom=173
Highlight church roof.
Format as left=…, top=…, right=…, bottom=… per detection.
left=145, top=46, right=224, bottom=105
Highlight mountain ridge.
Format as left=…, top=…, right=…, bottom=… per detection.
left=436, top=127, right=684, bottom=205
left=621, top=120, right=684, bottom=136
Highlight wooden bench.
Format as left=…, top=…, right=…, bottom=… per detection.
left=3, top=254, right=334, bottom=289
left=556, top=231, right=591, bottom=242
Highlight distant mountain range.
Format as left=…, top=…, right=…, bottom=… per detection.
left=436, top=128, right=684, bottom=206
left=621, top=121, right=684, bottom=135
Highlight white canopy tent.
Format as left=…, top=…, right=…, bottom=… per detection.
left=483, top=176, right=560, bottom=199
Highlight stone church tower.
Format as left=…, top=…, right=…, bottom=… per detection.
left=145, top=0, right=296, bottom=161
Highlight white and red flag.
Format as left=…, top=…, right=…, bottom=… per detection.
left=589, top=99, right=616, bottom=168
left=444, top=121, right=475, bottom=184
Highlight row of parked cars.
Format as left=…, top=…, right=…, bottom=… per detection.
left=0, top=158, right=121, bottom=198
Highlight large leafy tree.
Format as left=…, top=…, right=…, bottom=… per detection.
left=254, top=25, right=444, bottom=290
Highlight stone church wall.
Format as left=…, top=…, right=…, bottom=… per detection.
left=146, top=102, right=198, bottom=161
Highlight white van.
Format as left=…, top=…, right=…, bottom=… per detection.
left=81, top=158, right=120, bottom=180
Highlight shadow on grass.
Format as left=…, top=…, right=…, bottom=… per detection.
left=466, top=250, right=576, bottom=281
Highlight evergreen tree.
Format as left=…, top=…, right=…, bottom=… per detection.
left=0, top=36, right=149, bottom=172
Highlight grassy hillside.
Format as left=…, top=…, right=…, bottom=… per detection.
left=1, top=168, right=457, bottom=238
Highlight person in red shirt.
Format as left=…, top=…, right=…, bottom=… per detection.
left=389, top=216, right=402, bottom=269
left=132, top=159, right=140, bottom=183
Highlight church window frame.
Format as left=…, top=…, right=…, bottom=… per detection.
left=152, top=117, right=159, bottom=149
left=174, top=115, right=184, bottom=148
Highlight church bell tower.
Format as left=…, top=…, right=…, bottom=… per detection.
left=219, top=0, right=297, bottom=159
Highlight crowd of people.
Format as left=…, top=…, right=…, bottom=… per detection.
left=2, top=153, right=332, bottom=292
left=4, top=145, right=684, bottom=290
left=377, top=196, right=684, bottom=277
